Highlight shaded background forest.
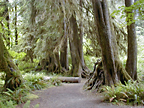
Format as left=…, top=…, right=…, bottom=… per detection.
left=0, top=0, right=144, bottom=107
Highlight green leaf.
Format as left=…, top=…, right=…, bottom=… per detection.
left=34, top=104, right=39, bottom=108
left=6, top=100, right=15, bottom=108
left=23, top=100, right=30, bottom=108
left=3, top=92, right=12, bottom=97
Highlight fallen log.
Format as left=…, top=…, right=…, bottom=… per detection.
left=43, top=76, right=81, bottom=83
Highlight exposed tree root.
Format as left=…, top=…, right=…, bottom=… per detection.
left=81, top=67, right=90, bottom=78
left=84, top=59, right=105, bottom=91
left=84, top=58, right=133, bottom=91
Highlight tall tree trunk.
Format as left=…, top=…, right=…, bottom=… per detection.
left=0, top=34, right=23, bottom=90
left=79, top=0, right=90, bottom=78
left=69, top=14, right=81, bottom=77
left=92, top=0, right=118, bottom=85
left=79, top=0, right=85, bottom=68
left=25, top=0, right=37, bottom=63
left=60, top=11, right=69, bottom=70
left=84, top=0, right=133, bottom=90
left=125, top=0, right=137, bottom=80
left=15, top=2, right=18, bottom=45
left=60, top=36, right=69, bottom=70
left=5, top=0, right=10, bottom=49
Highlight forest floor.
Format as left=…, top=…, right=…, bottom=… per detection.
left=17, top=79, right=143, bottom=108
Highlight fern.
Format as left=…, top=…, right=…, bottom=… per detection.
left=102, top=81, right=144, bottom=105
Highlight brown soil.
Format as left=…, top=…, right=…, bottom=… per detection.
left=17, top=79, right=143, bottom=108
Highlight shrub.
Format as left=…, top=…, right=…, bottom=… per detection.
left=48, top=77, right=62, bottom=86
left=8, top=50, right=26, bottom=61
left=3, top=88, right=28, bottom=104
left=102, top=80, right=144, bottom=105
left=18, top=61, right=36, bottom=72
left=23, top=73, right=48, bottom=90
left=0, top=100, right=39, bottom=108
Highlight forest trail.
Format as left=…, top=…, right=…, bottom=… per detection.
left=17, top=79, right=143, bottom=108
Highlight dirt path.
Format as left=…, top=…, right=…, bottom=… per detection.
left=17, top=81, right=143, bottom=108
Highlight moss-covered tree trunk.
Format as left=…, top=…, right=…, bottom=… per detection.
left=79, top=0, right=90, bottom=78
left=38, top=52, right=62, bottom=73
left=92, top=0, right=119, bottom=85
left=60, top=36, right=68, bottom=70
left=84, top=0, right=132, bottom=90
left=125, top=0, right=137, bottom=80
left=0, top=34, right=23, bottom=90
left=15, top=2, right=18, bottom=45
left=60, top=15, right=69, bottom=71
left=5, top=0, right=10, bottom=49
left=69, top=14, right=81, bottom=77
left=69, top=9, right=90, bottom=77
left=25, top=0, right=37, bottom=63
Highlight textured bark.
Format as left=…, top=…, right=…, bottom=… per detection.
left=110, top=22, right=132, bottom=84
left=60, top=16, right=69, bottom=70
left=69, top=2, right=90, bottom=77
left=79, top=0, right=85, bottom=68
left=125, top=0, right=137, bottom=80
left=0, top=34, right=23, bottom=90
left=92, top=0, right=118, bottom=85
left=25, top=0, right=37, bottom=63
left=69, top=14, right=81, bottom=77
left=84, top=0, right=133, bottom=90
left=60, top=36, right=68, bottom=70
left=37, top=52, right=62, bottom=74
left=5, top=0, right=10, bottom=48
left=79, top=0, right=90, bottom=78
left=15, top=3, right=18, bottom=45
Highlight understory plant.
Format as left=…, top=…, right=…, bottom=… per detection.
left=102, top=80, right=144, bottom=105
left=23, top=73, right=48, bottom=90
left=23, top=72, right=62, bottom=90
left=3, top=87, right=29, bottom=104
left=0, top=72, right=62, bottom=107
left=48, top=77, right=62, bottom=86
left=0, top=84, right=31, bottom=107
left=0, top=100, right=39, bottom=108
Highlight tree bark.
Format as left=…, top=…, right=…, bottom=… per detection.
left=0, top=33, right=23, bottom=90
left=15, top=2, right=18, bottom=45
left=25, top=0, right=37, bottom=63
left=79, top=0, right=90, bottom=78
left=84, top=0, right=133, bottom=90
left=60, top=13, right=69, bottom=70
left=5, top=0, right=10, bottom=48
left=69, top=14, right=81, bottom=77
left=37, top=52, right=62, bottom=74
left=125, top=0, right=137, bottom=80
left=92, top=0, right=118, bottom=85
left=60, top=36, right=69, bottom=70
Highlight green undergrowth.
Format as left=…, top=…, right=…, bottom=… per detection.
left=18, top=61, right=37, bottom=72
left=0, top=72, right=62, bottom=108
left=102, top=80, right=144, bottom=106
left=23, top=72, right=48, bottom=90
left=0, top=85, right=39, bottom=108
left=0, top=100, right=39, bottom=108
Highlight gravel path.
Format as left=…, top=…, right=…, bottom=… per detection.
left=17, top=81, right=143, bottom=108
